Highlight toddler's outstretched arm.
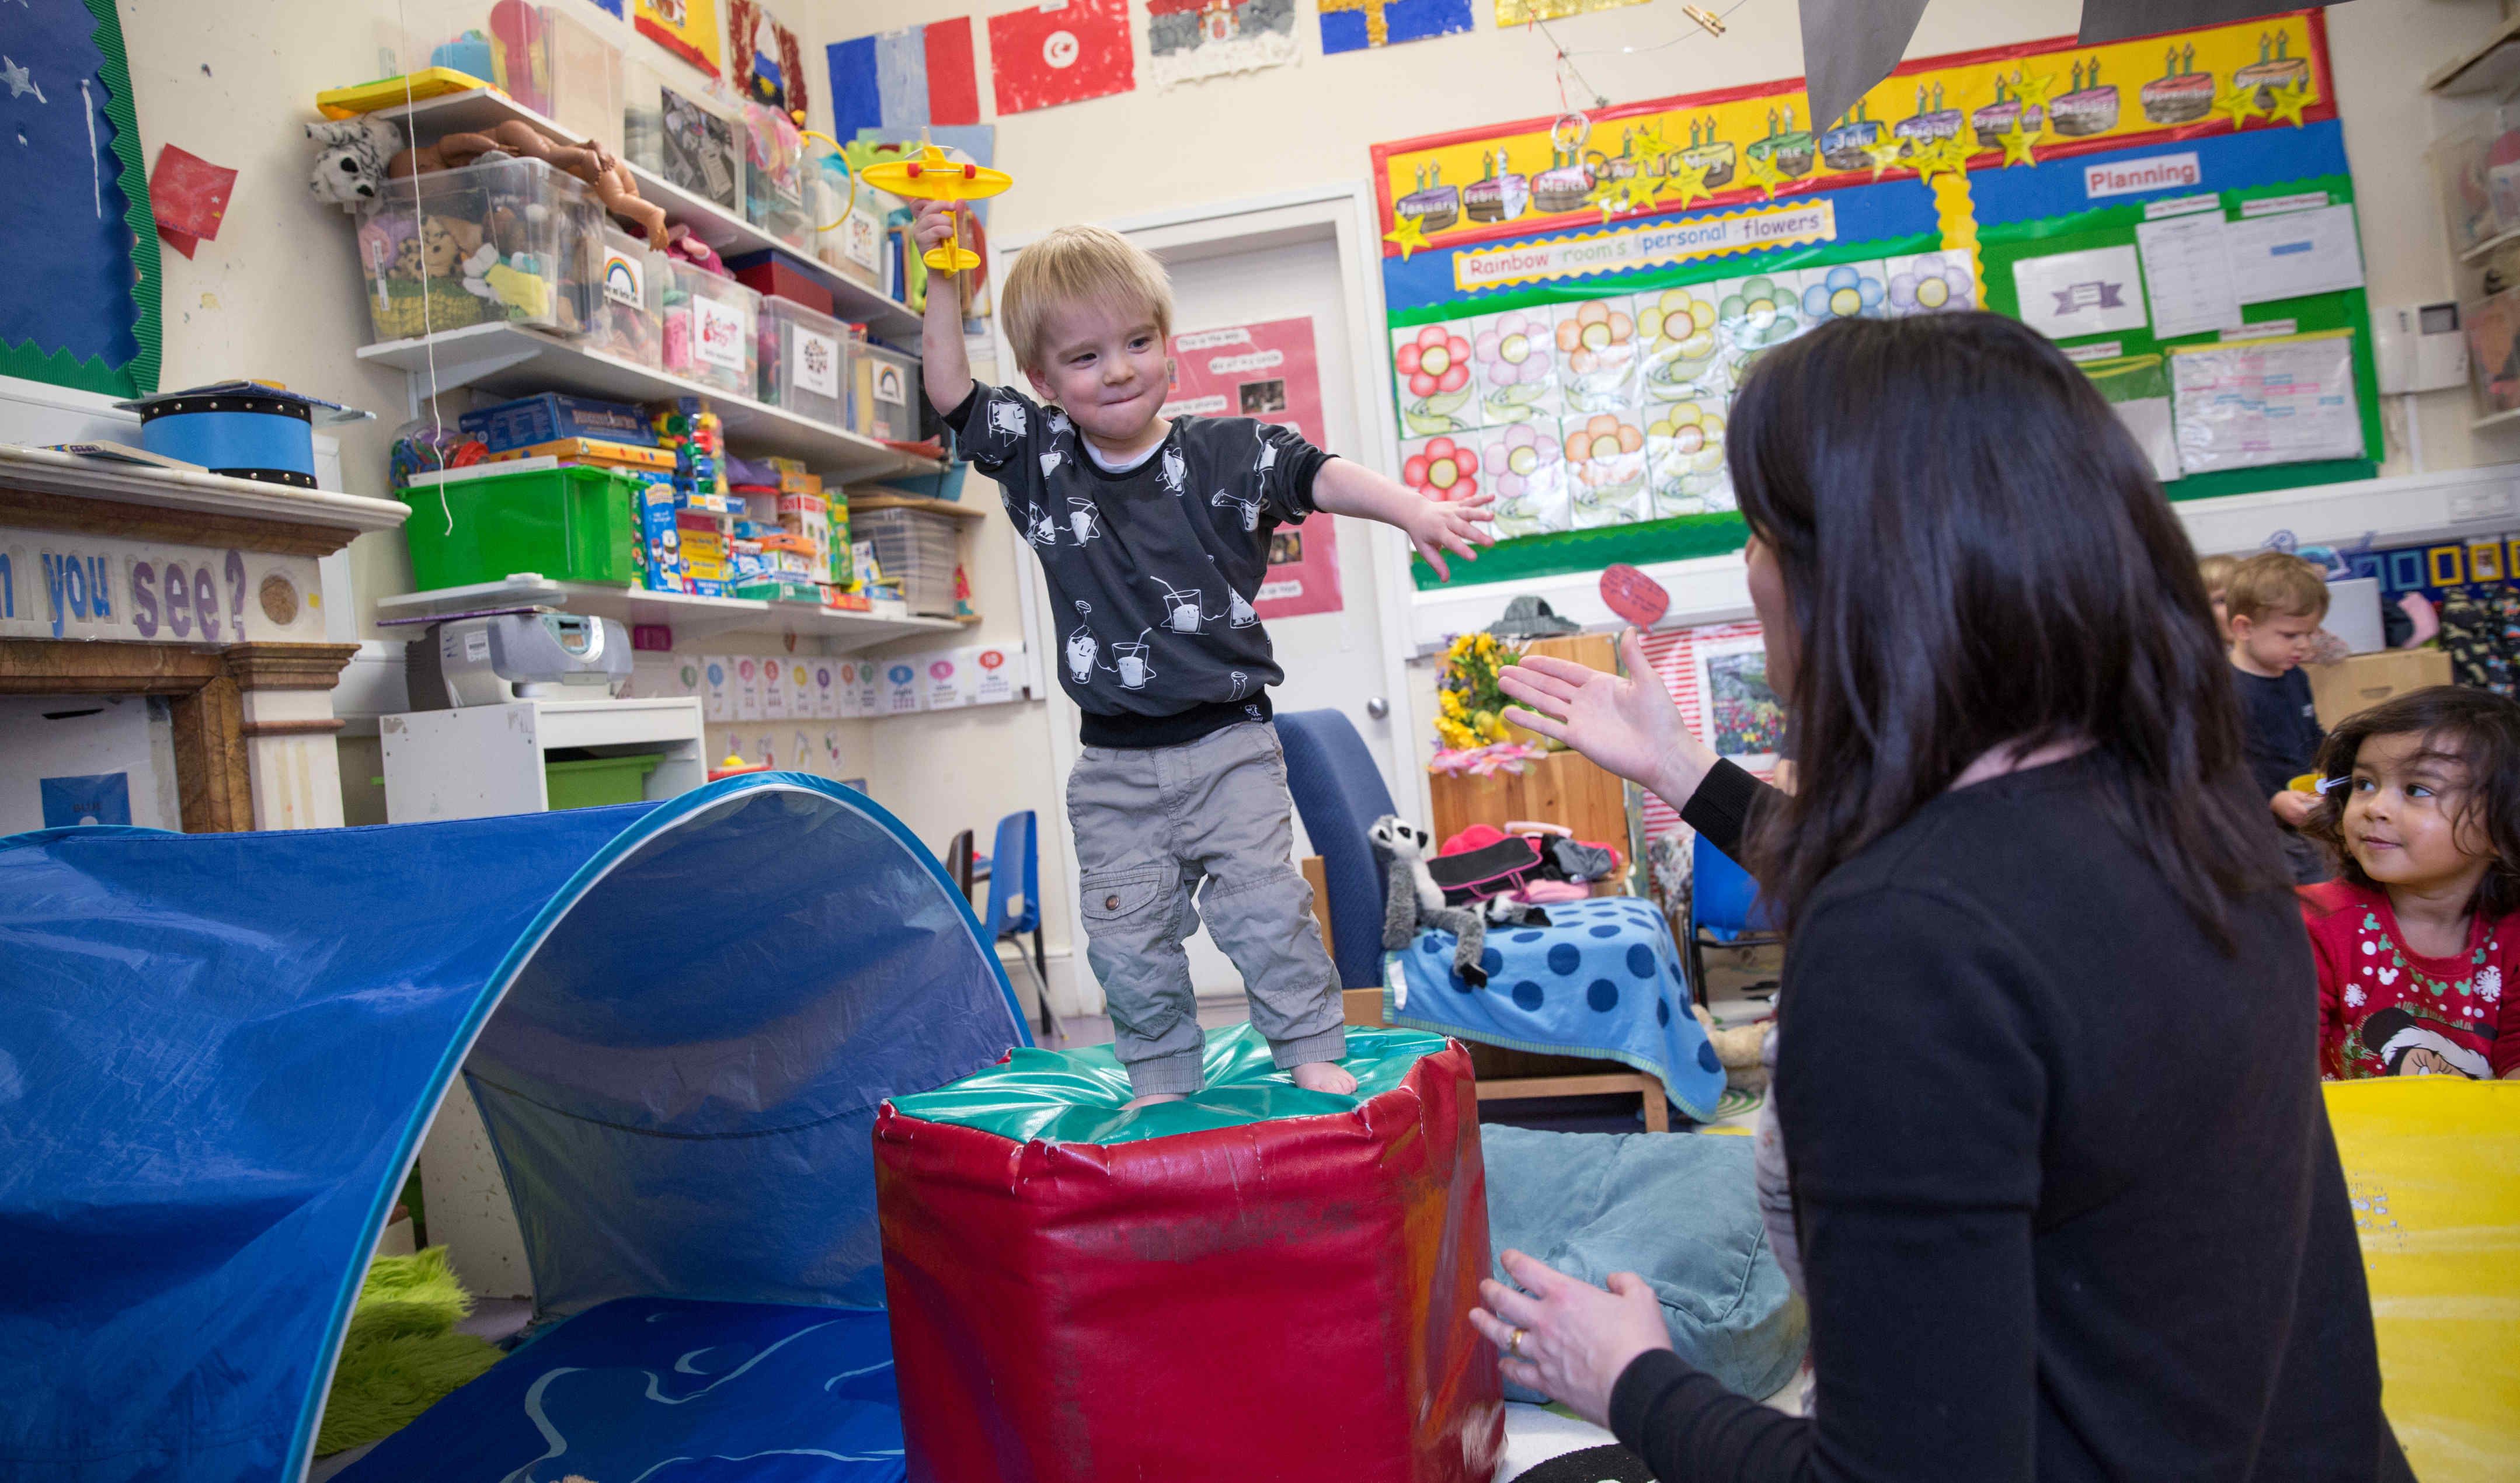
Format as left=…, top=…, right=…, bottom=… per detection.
left=913, top=199, right=975, bottom=417
left=1312, top=459, right=1495, bottom=581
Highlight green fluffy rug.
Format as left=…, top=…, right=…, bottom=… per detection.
left=315, top=1247, right=504, bottom=1456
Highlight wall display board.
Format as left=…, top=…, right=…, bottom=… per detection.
left=1370, top=12, right=2376, bottom=589
left=1161, top=316, right=1344, bottom=619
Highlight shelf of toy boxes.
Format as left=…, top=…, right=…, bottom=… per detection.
left=357, top=322, right=937, bottom=482
left=374, top=573, right=967, bottom=650
left=361, top=87, right=924, bottom=342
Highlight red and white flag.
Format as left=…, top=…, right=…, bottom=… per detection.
left=988, top=0, right=1136, bottom=114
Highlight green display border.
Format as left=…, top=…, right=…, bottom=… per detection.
left=0, top=0, right=162, bottom=399
left=1402, top=175, right=2383, bottom=591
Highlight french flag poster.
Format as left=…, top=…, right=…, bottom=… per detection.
left=829, top=19, right=982, bottom=140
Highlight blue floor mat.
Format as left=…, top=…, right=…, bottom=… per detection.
left=334, top=1297, right=903, bottom=1483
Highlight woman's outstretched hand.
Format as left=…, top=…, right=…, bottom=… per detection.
left=1499, top=629, right=1718, bottom=809
left=1469, top=1248, right=1674, bottom=1429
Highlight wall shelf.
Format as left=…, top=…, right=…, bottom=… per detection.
left=374, top=573, right=962, bottom=650
left=849, top=493, right=987, bottom=522
left=361, top=88, right=923, bottom=343
left=2427, top=12, right=2520, bottom=96
left=356, top=322, right=940, bottom=482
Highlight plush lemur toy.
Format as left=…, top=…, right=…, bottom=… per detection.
left=1372, top=814, right=1497, bottom=988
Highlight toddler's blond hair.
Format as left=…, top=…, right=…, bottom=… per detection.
left=2197, top=552, right=2239, bottom=601
left=1001, top=225, right=1174, bottom=373
left=2225, top=551, right=2331, bottom=624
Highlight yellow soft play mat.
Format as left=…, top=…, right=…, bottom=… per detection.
left=2324, top=1078, right=2520, bottom=1479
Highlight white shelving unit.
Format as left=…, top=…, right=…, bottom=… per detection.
left=375, top=573, right=963, bottom=650
left=358, top=322, right=938, bottom=482
left=362, top=88, right=922, bottom=342
left=380, top=695, right=708, bottom=823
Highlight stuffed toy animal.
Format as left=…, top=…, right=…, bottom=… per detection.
left=1371, top=814, right=1495, bottom=989
left=389, top=120, right=671, bottom=245
left=1693, top=1004, right=1767, bottom=1074
left=305, top=116, right=405, bottom=212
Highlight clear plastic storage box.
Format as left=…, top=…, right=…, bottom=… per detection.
left=353, top=156, right=600, bottom=343
left=853, top=343, right=920, bottom=443
left=662, top=264, right=760, bottom=396
left=758, top=298, right=854, bottom=425
left=587, top=226, right=664, bottom=367
left=855, top=506, right=961, bottom=617
left=374, top=4, right=623, bottom=152
left=742, top=100, right=812, bottom=252
left=627, top=60, right=743, bottom=213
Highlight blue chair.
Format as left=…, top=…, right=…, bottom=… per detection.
left=1687, top=833, right=1780, bottom=1007
left=1275, top=710, right=1401, bottom=991
left=981, top=810, right=1056, bottom=1038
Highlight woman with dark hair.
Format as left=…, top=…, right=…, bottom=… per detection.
left=1477, top=312, right=2406, bottom=1480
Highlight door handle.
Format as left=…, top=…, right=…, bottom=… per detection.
left=1366, top=697, right=1390, bottom=719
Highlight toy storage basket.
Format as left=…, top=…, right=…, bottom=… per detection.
left=854, top=506, right=959, bottom=617
left=852, top=344, right=921, bottom=443
left=662, top=265, right=760, bottom=398
left=757, top=298, right=853, bottom=427
left=352, top=156, right=600, bottom=344
left=398, top=464, right=640, bottom=590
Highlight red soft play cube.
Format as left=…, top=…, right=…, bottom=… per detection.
left=875, top=1037, right=1503, bottom=1483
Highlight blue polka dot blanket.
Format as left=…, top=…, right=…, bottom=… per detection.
left=1384, top=896, right=1726, bottom=1121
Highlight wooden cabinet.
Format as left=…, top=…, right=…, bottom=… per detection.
left=1427, top=632, right=1633, bottom=851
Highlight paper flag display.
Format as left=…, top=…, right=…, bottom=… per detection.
left=1318, top=0, right=1473, bottom=54
left=1147, top=0, right=1299, bottom=89
left=636, top=0, right=723, bottom=76
left=989, top=0, right=1136, bottom=114
left=148, top=145, right=237, bottom=261
left=829, top=18, right=981, bottom=138
left=729, top=0, right=810, bottom=115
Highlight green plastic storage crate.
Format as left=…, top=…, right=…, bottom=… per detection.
left=543, top=753, right=662, bottom=810
left=400, top=465, right=640, bottom=591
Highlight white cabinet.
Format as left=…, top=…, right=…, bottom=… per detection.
left=380, top=696, right=706, bottom=823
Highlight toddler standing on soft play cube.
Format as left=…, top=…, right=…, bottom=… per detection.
left=914, top=199, right=1492, bottom=1103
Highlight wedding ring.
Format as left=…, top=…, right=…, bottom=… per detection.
left=1508, top=1327, right=1526, bottom=1357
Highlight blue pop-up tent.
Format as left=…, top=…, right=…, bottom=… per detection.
left=0, top=775, right=1029, bottom=1483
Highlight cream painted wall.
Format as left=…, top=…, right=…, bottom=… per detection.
left=105, top=0, right=2519, bottom=1003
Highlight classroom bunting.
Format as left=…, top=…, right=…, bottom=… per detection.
left=988, top=0, right=1136, bottom=114
left=829, top=18, right=981, bottom=139
left=1494, top=0, right=1647, bottom=26
left=1147, top=0, right=1300, bottom=89
left=1318, top=0, right=1474, bottom=55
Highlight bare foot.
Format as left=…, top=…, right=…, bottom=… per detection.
left=1123, top=1091, right=1187, bottom=1111
left=1290, top=1061, right=1358, bottom=1095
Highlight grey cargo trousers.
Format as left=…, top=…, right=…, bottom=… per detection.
left=1066, top=721, right=1346, bottom=1095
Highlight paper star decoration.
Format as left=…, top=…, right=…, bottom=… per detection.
left=1914, top=135, right=1971, bottom=183
left=2010, top=69, right=2057, bottom=133
left=2263, top=80, right=2316, bottom=128
left=1862, top=138, right=1907, bottom=182
left=1996, top=119, right=2038, bottom=169
left=1741, top=152, right=1786, bottom=201
left=2211, top=79, right=2265, bottom=133
left=1663, top=158, right=1715, bottom=209
left=1383, top=212, right=1431, bottom=261
left=1597, top=176, right=1661, bottom=221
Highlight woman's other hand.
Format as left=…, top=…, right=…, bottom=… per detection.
left=1500, top=629, right=1717, bottom=808
left=1469, top=1248, right=1673, bottom=1429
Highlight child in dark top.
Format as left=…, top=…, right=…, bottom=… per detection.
left=2300, top=685, right=2520, bottom=1080
left=911, top=200, right=1491, bottom=1106
left=2227, top=551, right=2331, bottom=883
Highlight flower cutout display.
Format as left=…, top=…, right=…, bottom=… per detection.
left=1712, top=274, right=1807, bottom=379
left=1473, top=310, right=1561, bottom=426
left=1639, top=287, right=1726, bottom=402
left=1477, top=422, right=1568, bottom=538
left=1562, top=412, right=1649, bottom=528
left=1401, top=435, right=1480, bottom=504
left=1551, top=298, right=1641, bottom=413
left=1885, top=252, right=1977, bottom=315
left=1799, top=263, right=1887, bottom=322
left=1392, top=321, right=1477, bottom=435
left=1649, top=399, right=1733, bottom=517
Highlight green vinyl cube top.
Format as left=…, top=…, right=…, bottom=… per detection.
left=887, top=1022, right=1452, bottom=1146
left=400, top=464, right=642, bottom=591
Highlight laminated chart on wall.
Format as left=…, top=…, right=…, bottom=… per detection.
left=1369, top=11, right=2378, bottom=589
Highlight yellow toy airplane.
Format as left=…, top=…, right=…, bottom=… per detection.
left=856, top=142, right=1010, bottom=276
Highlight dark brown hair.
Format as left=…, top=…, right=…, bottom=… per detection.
left=1727, top=312, right=2285, bottom=943
left=2304, top=684, right=2520, bottom=918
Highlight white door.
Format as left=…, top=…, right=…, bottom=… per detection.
left=1005, top=190, right=1421, bottom=1007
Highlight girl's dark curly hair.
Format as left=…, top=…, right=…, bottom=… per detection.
left=2305, top=684, right=2520, bottom=918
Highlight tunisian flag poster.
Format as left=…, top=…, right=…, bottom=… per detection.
left=987, top=0, right=1136, bottom=114
left=1162, top=316, right=1345, bottom=620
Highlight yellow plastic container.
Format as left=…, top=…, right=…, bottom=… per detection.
left=2322, top=1079, right=2520, bottom=1479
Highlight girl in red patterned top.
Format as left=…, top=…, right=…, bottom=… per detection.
left=2300, top=685, right=2520, bottom=1080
